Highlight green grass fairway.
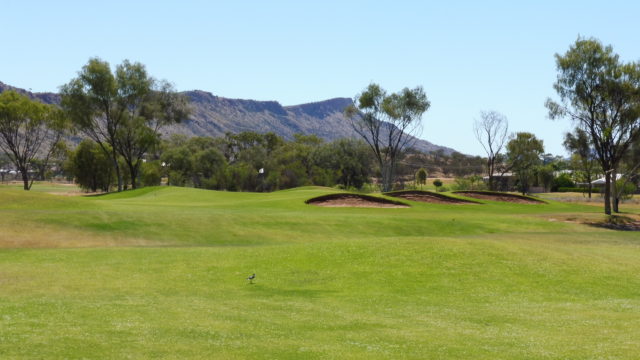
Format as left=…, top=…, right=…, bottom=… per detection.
left=1, top=186, right=640, bottom=359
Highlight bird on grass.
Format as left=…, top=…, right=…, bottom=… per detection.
left=247, top=273, right=256, bottom=284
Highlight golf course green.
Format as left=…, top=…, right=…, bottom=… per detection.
left=1, top=185, right=639, bottom=359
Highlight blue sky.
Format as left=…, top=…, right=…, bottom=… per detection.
left=2, top=0, right=639, bottom=156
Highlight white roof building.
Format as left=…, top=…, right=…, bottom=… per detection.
left=482, top=172, right=514, bottom=181
left=591, top=174, right=623, bottom=185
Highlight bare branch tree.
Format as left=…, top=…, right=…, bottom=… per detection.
left=473, top=110, right=508, bottom=190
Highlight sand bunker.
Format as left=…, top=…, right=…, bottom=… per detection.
left=306, top=194, right=409, bottom=208
left=385, top=190, right=478, bottom=204
left=453, top=191, right=544, bottom=204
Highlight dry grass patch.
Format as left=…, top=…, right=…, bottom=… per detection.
left=0, top=224, right=165, bottom=248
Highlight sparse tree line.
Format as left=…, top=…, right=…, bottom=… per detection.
left=1, top=36, right=640, bottom=217
left=62, top=132, right=374, bottom=192
left=473, top=110, right=639, bottom=206
left=470, top=37, right=640, bottom=214
left=0, top=58, right=478, bottom=194
left=0, top=58, right=189, bottom=192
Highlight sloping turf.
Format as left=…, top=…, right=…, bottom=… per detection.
left=1, top=186, right=639, bottom=359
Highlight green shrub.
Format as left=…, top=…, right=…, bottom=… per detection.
left=141, top=161, right=162, bottom=187
left=616, top=180, right=636, bottom=202
left=552, top=173, right=575, bottom=191
left=168, top=170, right=188, bottom=187
left=452, top=175, right=487, bottom=191
left=416, top=168, right=427, bottom=188
left=65, top=139, right=114, bottom=192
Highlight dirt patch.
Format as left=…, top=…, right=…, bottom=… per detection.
left=385, top=190, right=478, bottom=204
left=587, top=215, right=640, bottom=231
left=589, top=222, right=640, bottom=231
left=49, top=191, right=103, bottom=197
left=306, top=194, right=409, bottom=208
left=544, top=213, right=640, bottom=231
left=453, top=191, right=544, bottom=204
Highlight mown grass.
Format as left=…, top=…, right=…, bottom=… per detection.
left=1, top=185, right=639, bottom=359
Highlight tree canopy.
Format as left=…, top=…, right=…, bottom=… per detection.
left=547, top=37, right=640, bottom=214
left=0, top=91, right=66, bottom=190
left=507, top=132, right=544, bottom=195
left=345, top=83, right=430, bottom=192
left=61, top=58, right=189, bottom=191
left=563, top=127, right=598, bottom=198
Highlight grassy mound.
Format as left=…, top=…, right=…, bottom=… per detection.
left=453, top=190, right=546, bottom=204
left=385, top=190, right=479, bottom=204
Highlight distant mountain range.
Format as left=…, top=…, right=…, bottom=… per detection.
left=0, top=81, right=456, bottom=154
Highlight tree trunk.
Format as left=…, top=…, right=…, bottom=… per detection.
left=35, top=165, right=44, bottom=181
left=604, top=172, right=612, bottom=215
left=106, top=164, right=113, bottom=192
left=378, top=159, right=391, bottom=192
left=610, top=170, right=620, bottom=213
left=519, top=174, right=527, bottom=196
left=115, top=164, right=123, bottom=191
left=91, top=174, right=97, bottom=192
left=612, top=183, right=620, bottom=213
left=487, top=159, right=493, bottom=191
left=128, top=162, right=138, bottom=189
left=20, top=166, right=30, bottom=190
left=381, top=165, right=391, bottom=192
left=385, top=160, right=397, bottom=192
left=111, top=151, right=123, bottom=192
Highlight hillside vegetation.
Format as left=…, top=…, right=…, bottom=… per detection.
left=1, top=186, right=639, bottom=359
left=0, top=81, right=454, bottom=154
